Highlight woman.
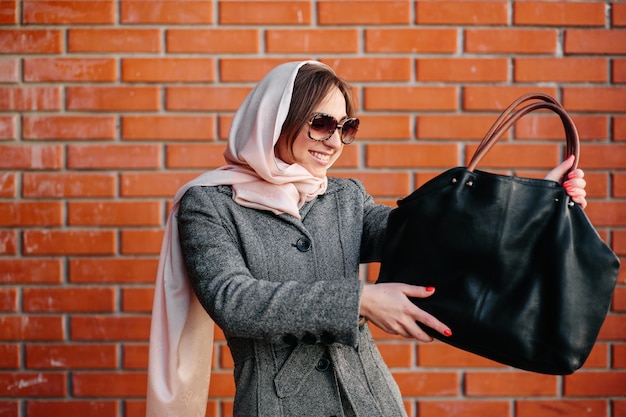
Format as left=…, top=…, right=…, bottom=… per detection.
left=146, top=61, right=587, bottom=417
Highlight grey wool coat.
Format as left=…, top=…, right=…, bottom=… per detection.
left=178, top=177, right=408, bottom=417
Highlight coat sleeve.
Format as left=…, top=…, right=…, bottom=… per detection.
left=352, top=179, right=393, bottom=264
left=177, top=186, right=362, bottom=348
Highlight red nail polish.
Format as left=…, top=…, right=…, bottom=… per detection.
left=426, top=286, right=435, bottom=292
left=443, top=329, right=452, bottom=337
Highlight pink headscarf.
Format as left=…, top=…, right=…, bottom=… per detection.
left=146, top=61, right=333, bottom=417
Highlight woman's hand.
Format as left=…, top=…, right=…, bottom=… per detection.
left=545, top=155, right=587, bottom=209
left=359, top=283, right=451, bottom=342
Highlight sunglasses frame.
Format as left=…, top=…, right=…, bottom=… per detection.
left=307, top=113, right=359, bottom=145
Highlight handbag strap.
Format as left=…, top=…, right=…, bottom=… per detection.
left=467, top=93, right=580, bottom=176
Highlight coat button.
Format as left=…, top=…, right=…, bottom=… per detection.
left=295, top=237, right=311, bottom=252
left=315, top=357, right=331, bottom=372
left=302, top=332, right=317, bottom=345
left=282, top=334, right=298, bottom=346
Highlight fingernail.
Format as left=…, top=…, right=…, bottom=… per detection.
left=425, top=286, right=435, bottom=292
left=567, top=172, right=576, bottom=179
left=443, top=329, right=452, bottom=337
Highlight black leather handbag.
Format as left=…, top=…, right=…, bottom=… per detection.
left=376, top=93, right=620, bottom=375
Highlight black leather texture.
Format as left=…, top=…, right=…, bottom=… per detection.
left=376, top=94, right=621, bottom=375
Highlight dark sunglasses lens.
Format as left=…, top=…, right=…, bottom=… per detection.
left=310, top=114, right=337, bottom=137
left=341, top=118, right=359, bottom=143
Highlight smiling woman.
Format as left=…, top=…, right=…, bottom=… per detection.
left=146, top=60, right=588, bottom=417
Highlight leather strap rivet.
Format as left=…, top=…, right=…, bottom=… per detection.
left=466, top=180, right=474, bottom=187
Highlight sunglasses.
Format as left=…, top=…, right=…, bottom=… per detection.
left=307, top=113, right=360, bottom=145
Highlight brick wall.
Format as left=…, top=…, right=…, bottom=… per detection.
left=1, top=1, right=625, bottom=416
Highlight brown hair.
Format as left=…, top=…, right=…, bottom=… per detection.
left=278, top=63, right=356, bottom=155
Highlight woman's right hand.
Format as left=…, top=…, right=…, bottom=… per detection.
left=359, top=283, right=452, bottom=342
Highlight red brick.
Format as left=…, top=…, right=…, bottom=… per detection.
left=122, top=287, right=154, bottom=313
left=67, top=144, right=161, bottom=169
left=68, top=201, right=162, bottom=227
left=0, top=29, right=62, bottom=53
left=219, top=58, right=305, bottom=82
left=616, top=116, right=626, bottom=141
left=364, top=86, right=458, bottom=111
left=564, top=87, right=626, bottom=112
left=121, top=58, right=215, bottom=82
left=70, top=316, right=151, bottom=341
left=577, top=145, right=626, bottom=170
left=0, top=87, right=62, bottom=111
left=616, top=400, right=626, bottom=417
left=121, top=0, right=212, bottom=24
left=466, top=372, right=558, bottom=396
left=585, top=201, right=626, bottom=227
left=516, top=399, right=607, bottom=417
left=166, top=144, right=226, bottom=169
left=463, top=86, right=558, bottom=111
left=26, top=400, right=118, bottom=417
left=23, top=172, right=116, bottom=198
left=0, top=344, right=19, bottom=368
left=0, top=172, right=15, bottom=197
left=125, top=400, right=147, bottom=417
left=418, top=114, right=501, bottom=140
left=366, top=143, right=460, bottom=168
left=120, top=172, right=199, bottom=197
left=0, top=287, right=16, bottom=312
left=0, top=145, right=62, bottom=169
left=614, top=3, right=626, bottom=26
left=418, top=400, right=510, bottom=417
left=416, top=1, right=508, bottom=25
left=0, top=115, right=14, bottom=139
left=0, top=316, right=64, bottom=341
left=122, top=116, right=215, bottom=141
left=393, top=371, right=458, bottom=396
left=318, top=1, right=409, bottom=25
left=417, top=58, right=508, bottom=82
left=515, top=114, right=608, bottom=141
left=0, top=1, right=17, bottom=24
left=0, top=259, right=62, bottom=284
left=67, top=86, right=160, bottom=111
left=208, top=371, right=236, bottom=397
left=23, top=115, right=116, bottom=140
left=376, top=342, right=413, bottom=368
left=73, top=372, right=147, bottom=397
left=120, top=229, right=163, bottom=255
left=419, top=343, right=505, bottom=369
left=598, top=314, right=626, bottom=340
left=266, top=29, right=358, bottom=53
left=23, top=230, right=116, bottom=256
left=166, top=86, right=251, bottom=112
left=514, top=2, right=605, bottom=26
left=564, top=372, right=626, bottom=396
left=614, top=344, right=626, bottom=368
left=68, top=28, right=160, bottom=53
left=0, top=230, right=17, bottom=255
left=23, top=0, right=114, bottom=24
left=0, top=201, right=62, bottom=226
left=219, top=1, right=310, bottom=25
left=23, top=58, right=116, bottom=82
left=565, top=29, right=626, bottom=54
left=465, top=29, right=558, bottom=54
left=166, top=29, right=258, bottom=53
left=26, top=344, right=118, bottom=369
left=514, top=58, right=607, bottom=83
left=69, top=258, right=158, bottom=284
left=23, top=287, right=116, bottom=313
left=321, top=57, right=412, bottom=82
left=614, top=285, right=626, bottom=310
left=0, top=372, right=66, bottom=397
left=467, top=143, right=562, bottom=170
left=122, top=344, right=148, bottom=369
left=356, top=114, right=411, bottom=140
left=334, top=172, right=411, bottom=197
left=365, top=28, right=457, bottom=53
left=0, top=58, right=18, bottom=82
left=615, top=60, right=626, bottom=84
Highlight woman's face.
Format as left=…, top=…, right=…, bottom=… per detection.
left=275, top=87, right=347, bottom=178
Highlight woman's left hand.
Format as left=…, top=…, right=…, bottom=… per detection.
left=545, top=155, right=587, bottom=209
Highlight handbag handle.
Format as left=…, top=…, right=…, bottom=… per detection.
left=467, top=93, right=580, bottom=177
